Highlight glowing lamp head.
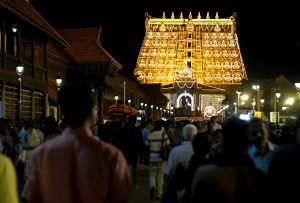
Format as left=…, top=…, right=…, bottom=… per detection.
left=114, top=95, right=119, bottom=103
left=55, top=73, right=62, bottom=87
left=295, top=83, right=300, bottom=90
left=16, top=63, right=24, bottom=76
left=12, top=24, right=17, bottom=33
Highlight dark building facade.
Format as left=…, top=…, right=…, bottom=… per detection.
left=0, top=0, right=70, bottom=121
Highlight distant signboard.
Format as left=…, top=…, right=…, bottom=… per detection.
left=270, top=112, right=279, bottom=123
left=239, top=113, right=251, bottom=121
left=254, top=111, right=263, bottom=119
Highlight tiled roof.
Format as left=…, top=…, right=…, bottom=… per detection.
left=0, top=0, right=69, bottom=47
left=57, top=27, right=122, bottom=69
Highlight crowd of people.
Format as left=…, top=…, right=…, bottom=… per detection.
left=1, top=81, right=300, bottom=203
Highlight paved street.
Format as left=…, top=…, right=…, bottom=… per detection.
left=128, top=164, right=160, bottom=203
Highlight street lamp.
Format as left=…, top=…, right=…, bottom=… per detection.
left=240, top=93, right=249, bottom=110
left=16, top=61, right=24, bottom=120
left=285, top=97, right=295, bottom=119
left=295, top=83, right=300, bottom=101
left=275, top=91, right=281, bottom=129
left=260, top=99, right=265, bottom=111
left=128, top=99, right=131, bottom=106
left=253, top=84, right=260, bottom=110
left=150, top=104, right=154, bottom=119
left=234, top=102, right=237, bottom=114
left=145, top=103, right=148, bottom=118
left=114, top=95, right=119, bottom=104
left=252, top=101, right=256, bottom=109
left=16, top=63, right=24, bottom=76
left=236, top=91, right=241, bottom=114
left=12, top=24, right=18, bottom=33
left=140, top=102, right=144, bottom=117
left=56, top=73, right=63, bottom=122
left=295, top=83, right=300, bottom=91
left=55, top=72, right=62, bottom=90
left=123, top=81, right=126, bottom=105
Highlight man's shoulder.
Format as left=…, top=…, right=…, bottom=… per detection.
left=0, top=154, right=14, bottom=170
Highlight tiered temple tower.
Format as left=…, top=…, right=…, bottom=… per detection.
left=134, top=12, right=247, bottom=119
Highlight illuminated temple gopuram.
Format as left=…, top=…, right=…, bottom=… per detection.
left=134, top=12, right=247, bottom=118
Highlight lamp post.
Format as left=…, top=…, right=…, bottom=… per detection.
left=123, top=81, right=126, bottom=105
left=140, top=102, right=144, bottom=117
left=14, top=22, right=23, bottom=120
left=295, top=83, right=300, bottom=102
left=236, top=91, right=241, bottom=114
left=260, top=99, right=265, bottom=118
left=150, top=105, right=154, bottom=119
left=275, top=91, right=281, bottom=129
left=144, top=103, right=148, bottom=118
left=240, top=94, right=249, bottom=105
left=114, top=95, right=119, bottom=104
left=252, top=101, right=256, bottom=110
left=16, top=62, right=24, bottom=120
left=234, top=102, right=237, bottom=114
left=252, top=84, right=260, bottom=110
left=56, top=72, right=62, bottom=90
left=55, top=72, right=63, bottom=122
left=260, top=99, right=265, bottom=110
left=295, top=82, right=300, bottom=93
left=285, top=97, right=295, bottom=120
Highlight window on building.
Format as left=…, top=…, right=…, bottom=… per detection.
left=187, top=61, right=191, bottom=68
left=187, top=51, right=191, bottom=57
left=188, top=42, right=191, bottom=48
left=34, top=43, right=45, bottom=67
left=188, top=33, right=192, bottom=38
left=22, top=40, right=32, bottom=62
left=6, top=24, right=17, bottom=57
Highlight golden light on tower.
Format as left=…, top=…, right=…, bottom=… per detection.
left=134, top=11, right=247, bottom=86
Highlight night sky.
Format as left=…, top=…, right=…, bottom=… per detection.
left=33, top=0, right=300, bottom=82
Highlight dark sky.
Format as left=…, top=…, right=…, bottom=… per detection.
left=33, top=0, right=300, bottom=82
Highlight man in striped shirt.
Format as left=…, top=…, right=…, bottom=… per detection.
left=145, top=120, right=170, bottom=200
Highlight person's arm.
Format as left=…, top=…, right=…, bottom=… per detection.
left=22, top=151, right=42, bottom=203
left=109, top=149, right=132, bottom=203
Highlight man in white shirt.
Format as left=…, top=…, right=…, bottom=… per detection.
left=165, top=124, right=198, bottom=177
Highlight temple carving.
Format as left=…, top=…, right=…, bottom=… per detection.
left=134, top=11, right=247, bottom=85
left=134, top=12, right=247, bottom=119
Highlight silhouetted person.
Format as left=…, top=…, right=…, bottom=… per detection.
left=23, top=81, right=131, bottom=203
left=268, top=108, right=300, bottom=203
left=191, top=117, right=268, bottom=203
left=122, top=115, right=144, bottom=186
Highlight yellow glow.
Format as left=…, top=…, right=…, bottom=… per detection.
left=134, top=12, right=247, bottom=85
left=241, top=94, right=249, bottom=101
left=285, top=97, right=294, bottom=106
